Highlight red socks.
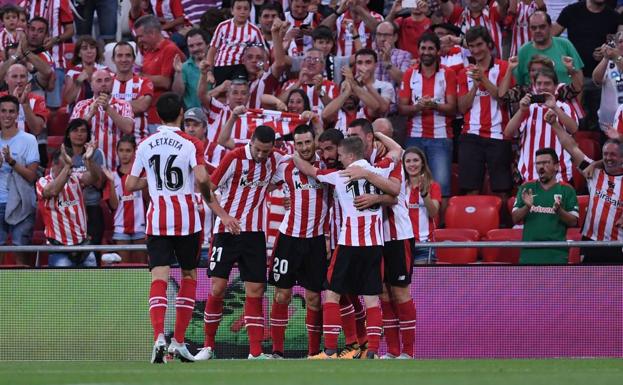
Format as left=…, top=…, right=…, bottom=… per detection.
left=381, top=300, right=401, bottom=356
left=365, top=306, right=382, bottom=353
left=149, top=279, right=167, bottom=340
left=339, top=297, right=358, bottom=345
left=349, top=295, right=368, bottom=345
left=203, top=295, right=223, bottom=348
left=270, top=301, right=289, bottom=353
left=244, top=296, right=264, bottom=357
left=306, top=308, right=322, bottom=355
left=173, top=278, right=197, bottom=343
left=322, top=302, right=341, bottom=351
left=397, top=299, right=416, bottom=357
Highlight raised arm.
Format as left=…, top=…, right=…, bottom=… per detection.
left=218, top=105, right=246, bottom=149
left=547, top=110, right=586, bottom=167
left=504, top=93, right=530, bottom=138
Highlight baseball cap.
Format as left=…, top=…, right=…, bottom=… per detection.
left=184, top=107, right=207, bottom=124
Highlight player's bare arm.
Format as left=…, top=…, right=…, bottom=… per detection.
left=193, top=164, right=213, bottom=204
left=547, top=110, right=586, bottom=167
left=373, top=131, right=403, bottom=161
left=353, top=193, right=397, bottom=210
left=125, top=174, right=148, bottom=192
left=340, top=166, right=400, bottom=196
left=292, top=153, right=319, bottom=178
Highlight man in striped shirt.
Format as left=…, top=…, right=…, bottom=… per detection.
left=126, top=93, right=215, bottom=364
left=198, top=125, right=280, bottom=360
left=268, top=124, right=330, bottom=358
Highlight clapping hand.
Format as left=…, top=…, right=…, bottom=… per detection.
left=522, top=188, right=535, bottom=208
left=83, top=140, right=98, bottom=161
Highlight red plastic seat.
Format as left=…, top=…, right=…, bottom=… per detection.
left=577, top=195, right=589, bottom=229
left=47, top=107, right=70, bottom=136
left=574, top=130, right=601, bottom=143
left=567, top=227, right=582, bottom=264
left=576, top=137, right=601, bottom=161
left=444, top=195, right=502, bottom=239
left=482, top=228, right=522, bottom=264
left=47, top=136, right=64, bottom=151
left=432, top=228, right=480, bottom=264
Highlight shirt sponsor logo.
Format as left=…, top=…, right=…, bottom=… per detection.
left=595, top=189, right=623, bottom=208
left=58, top=199, right=80, bottom=209
left=529, top=205, right=556, bottom=214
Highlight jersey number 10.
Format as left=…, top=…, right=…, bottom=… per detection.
left=346, top=180, right=381, bottom=211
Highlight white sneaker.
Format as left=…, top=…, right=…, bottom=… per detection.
left=194, top=347, right=215, bottom=361
left=396, top=353, right=413, bottom=360
left=151, top=334, right=167, bottom=364
left=101, top=253, right=122, bottom=263
left=168, top=338, right=195, bottom=362
left=248, top=353, right=273, bottom=359
left=380, top=353, right=397, bottom=359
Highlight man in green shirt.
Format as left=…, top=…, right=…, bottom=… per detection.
left=514, top=11, right=584, bottom=86
left=512, top=147, right=579, bottom=264
left=172, top=29, right=211, bottom=109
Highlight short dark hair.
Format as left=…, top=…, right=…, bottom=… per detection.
left=535, top=147, right=559, bottom=163
left=0, top=94, right=19, bottom=110
left=528, top=10, right=551, bottom=26
left=0, top=4, right=20, bottom=19
left=112, top=41, right=136, bottom=59
left=419, top=33, right=441, bottom=51
left=28, top=16, right=48, bottom=33
left=312, top=25, right=334, bottom=42
left=318, top=128, right=344, bottom=146
left=355, top=48, right=377, bottom=63
left=252, top=125, right=276, bottom=144
left=339, top=136, right=365, bottom=159
left=232, top=0, right=252, bottom=7
left=186, top=28, right=210, bottom=46
left=117, top=134, right=137, bottom=150
left=534, top=67, right=558, bottom=85
left=156, top=93, right=183, bottom=123
left=348, top=118, right=374, bottom=135
left=134, top=14, right=161, bottom=32
left=465, top=26, right=494, bottom=49
left=603, top=138, right=623, bottom=155
left=293, top=124, right=315, bottom=139
left=259, top=2, right=282, bottom=16
left=286, top=88, right=311, bottom=112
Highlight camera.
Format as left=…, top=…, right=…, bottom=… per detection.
left=530, top=94, right=546, bottom=104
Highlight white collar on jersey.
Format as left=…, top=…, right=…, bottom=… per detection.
left=244, top=143, right=253, bottom=159
left=157, top=125, right=182, bottom=132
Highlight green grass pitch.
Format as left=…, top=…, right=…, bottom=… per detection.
left=0, top=359, right=622, bottom=385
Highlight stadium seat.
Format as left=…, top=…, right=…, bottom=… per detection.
left=445, top=195, right=502, bottom=239
left=47, top=107, right=70, bottom=136
left=572, top=168, right=587, bottom=195
left=576, top=137, right=601, bottom=161
left=482, top=228, right=522, bottom=264
left=567, top=228, right=582, bottom=264
left=432, top=228, right=479, bottom=264
left=574, top=130, right=600, bottom=142
left=451, top=163, right=460, bottom=196
left=577, top=195, right=589, bottom=229
left=47, top=136, right=64, bottom=151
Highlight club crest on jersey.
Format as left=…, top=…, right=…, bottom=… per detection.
left=608, top=181, right=616, bottom=191
left=273, top=273, right=280, bottom=281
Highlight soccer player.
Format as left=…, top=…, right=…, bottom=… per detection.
left=269, top=124, right=330, bottom=358
left=197, top=125, right=281, bottom=360
left=512, top=147, right=579, bottom=264
left=295, top=136, right=392, bottom=359
left=125, top=92, right=214, bottom=364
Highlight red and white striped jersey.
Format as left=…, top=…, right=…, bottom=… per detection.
left=112, top=75, right=155, bottom=142
left=613, top=103, right=623, bottom=133
left=204, top=141, right=228, bottom=171
left=211, top=144, right=282, bottom=233
left=440, top=46, right=469, bottom=74
left=283, top=11, right=318, bottom=56
left=399, top=65, right=457, bottom=139
left=131, top=125, right=206, bottom=236
left=275, top=156, right=329, bottom=238
left=249, top=72, right=281, bottom=109
left=334, top=108, right=369, bottom=136
left=110, top=170, right=146, bottom=235
left=0, top=91, right=49, bottom=133
left=406, top=182, right=441, bottom=242
left=450, top=4, right=503, bottom=58
left=458, top=59, right=511, bottom=139
left=382, top=162, right=414, bottom=242
left=20, top=0, right=73, bottom=68
left=70, top=97, right=134, bottom=169
left=510, top=1, right=540, bottom=57
left=36, top=174, right=87, bottom=245
left=316, top=159, right=392, bottom=246
left=210, top=19, right=267, bottom=67
left=583, top=168, right=623, bottom=241
left=517, top=102, right=577, bottom=182
left=0, top=28, right=22, bottom=47
left=280, top=79, right=339, bottom=114
left=149, top=0, right=190, bottom=33
left=198, top=193, right=213, bottom=245
left=66, top=64, right=111, bottom=103
left=328, top=185, right=342, bottom=250
left=205, top=98, right=233, bottom=143
left=335, top=10, right=384, bottom=57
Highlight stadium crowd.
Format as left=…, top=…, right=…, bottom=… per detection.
left=0, top=0, right=622, bottom=363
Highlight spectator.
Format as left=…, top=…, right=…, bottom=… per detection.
left=373, top=21, right=413, bottom=88
left=320, top=0, right=383, bottom=57
left=0, top=63, right=47, bottom=136
left=441, top=0, right=508, bottom=58
left=62, top=35, right=109, bottom=108
left=36, top=142, right=98, bottom=267
left=172, top=29, right=211, bottom=109
left=70, top=69, right=135, bottom=170
left=512, top=147, right=578, bottom=264
left=515, top=11, right=584, bottom=86
left=283, top=88, right=322, bottom=132
left=111, top=41, right=154, bottom=143
left=0, top=94, right=38, bottom=266
left=431, top=23, right=470, bottom=74
left=457, top=26, right=512, bottom=197
left=146, top=0, right=191, bottom=40
left=505, top=67, right=578, bottom=184
left=387, top=0, right=431, bottom=59
left=593, top=31, right=623, bottom=131
left=134, top=14, right=185, bottom=133
left=73, top=0, right=117, bottom=43
left=283, top=0, right=321, bottom=56
left=183, top=0, right=221, bottom=26
left=0, top=4, right=25, bottom=58
left=398, top=33, right=456, bottom=212
left=63, top=118, right=105, bottom=252
left=198, top=77, right=251, bottom=142
left=506, top=0, right=546, bottom=57
left=205, top=0, right=267, bottom=85
left=102, top=135, right=147, bottom=264
left=21, top=0, right=75, bottom=109
left=257, top=3, right=281, bottom=50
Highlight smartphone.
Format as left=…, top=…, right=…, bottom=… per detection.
left=300, top=24, right=311, bottom=30
left=467, top=56, right=476, bottom=65
left=530, top=94, right=546, bottom=104
left=403, top=0, right=417, bottom=8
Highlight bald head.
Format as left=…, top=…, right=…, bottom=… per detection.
left=373, top=118, right=393, bottom=137
left=5, top=63, right=28, bottom=91
left=91, top=69, right=113, bottom=95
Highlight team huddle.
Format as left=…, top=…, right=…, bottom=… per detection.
left=134, top=92, right=430, bottom=363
